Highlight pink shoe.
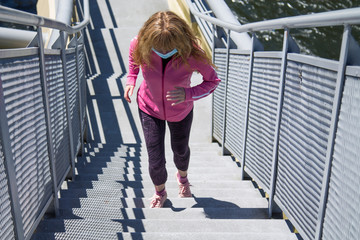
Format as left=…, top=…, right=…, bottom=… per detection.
left=176, top=172, right=192, bottom=198
left=149, top=191, right=167, bottom=208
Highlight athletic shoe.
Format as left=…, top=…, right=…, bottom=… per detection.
left=176, top=172, right=192, bottom=198
left=149, top=191, right=167, bottom=208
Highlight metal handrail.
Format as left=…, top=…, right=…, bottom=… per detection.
left=186, top=0, right=360, bottom=32
left=0, top=0, right=89, bottom=34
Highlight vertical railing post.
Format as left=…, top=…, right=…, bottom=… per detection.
left=37, top=27, right=60, bottom=216
left=315, top=24, right=351, bottom=240
left=268, top=28, right=290, bottom=217
left=72, top=33, right=85, bottom=156
left=211, top=24, right=216, bottom=142
left=79, top=29, right=89, bottom=144
left=59, top=30, right=76, bottom=181
left=211, top=24, right=216, bottom=65
left=0, top=77, right=25, bottom=240
left=240, top=33, right=256, bottom=180
left=76, top=32, right=84, bottom=155
left=221, top=29, right=231, bottom=155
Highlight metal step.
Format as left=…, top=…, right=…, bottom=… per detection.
left=35, top=218, right=294, bottom=234
left=75, top=165, right=242, bottom=175
left=83, top=150, right=222, bottom=157
left=64, top=179, right=254, bottom=190
left=59, top=187, right=262, bottom=199
left=32, top=231, right=298, bottom=240
left=58, top=207, right=269, bottom=220
left=75, top=156, right=238, bottom=168
left=83, top=142, right=222, bottom=150
left=58, top=196, right=269, bottom=209
left=73, top=172, right=244, bottom=182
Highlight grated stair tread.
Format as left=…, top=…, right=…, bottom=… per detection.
left=73, top=172, right=243, bottom=181
left=33, top=232, right=298, bottom=240
left=59, top=187, right=262, bottom=199
left=58, top=196, right=269, bottom=209
left=63, top=179, right=255, bottom=190
left=57, top=207, right=270, bottom=220
left=35, top=218, right=294, bottom=234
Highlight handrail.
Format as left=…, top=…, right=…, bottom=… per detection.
left=0, top=0, right=89, bottom=34
left=186, top=0, right=360, bottom=32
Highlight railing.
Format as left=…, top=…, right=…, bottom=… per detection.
left=187, top=1, right=360, bottom=240
left=0, top=1, right=89, bottom=239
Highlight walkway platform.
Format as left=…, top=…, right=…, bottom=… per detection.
left=32, top=1, right=299, bottom=239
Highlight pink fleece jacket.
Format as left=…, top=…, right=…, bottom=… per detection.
left=126, top=37, right=221, bottom=122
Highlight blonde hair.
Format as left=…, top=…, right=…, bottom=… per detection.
left=133, top=11, right=214, bottom=68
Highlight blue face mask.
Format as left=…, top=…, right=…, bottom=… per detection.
left=152, top=48, right=178, bottom=59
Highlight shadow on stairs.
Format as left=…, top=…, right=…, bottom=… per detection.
left=31, top=140, right=300, bottom=240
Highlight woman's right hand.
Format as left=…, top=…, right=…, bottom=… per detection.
left=124, top=85, right=135, bottom=103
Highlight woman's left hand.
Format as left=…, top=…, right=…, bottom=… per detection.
left=166, top=86, right=185, bottom=106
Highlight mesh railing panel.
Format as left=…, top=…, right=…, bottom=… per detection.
left=322, top=73, right=360, bottom=240
left=66, top=52, right=81, bottom=155
left=275, top=58, right=337, bottom=240
left=0, top=55, right=52, bottom=237
left=0, top=140, right=16, bottom=240
left=245, top=55, right=281, bottom=191
left=224, top=53, right=250, bottom=159
left=213, top=49, right=227, bottom=142
left=45, top=54, right=71, bottom=187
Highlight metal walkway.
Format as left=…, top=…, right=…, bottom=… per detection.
left=31, top=0, right=298, bottom=239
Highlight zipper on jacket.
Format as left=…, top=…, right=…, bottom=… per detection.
left=162, top=62, right=167, bottom=120
left=161, top=57, right=172, bottom=120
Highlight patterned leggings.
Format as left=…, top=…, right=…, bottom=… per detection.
left=139, top=109, right=193, bottom=186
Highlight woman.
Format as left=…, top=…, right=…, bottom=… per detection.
left=124, top=11, right=220, bottom=208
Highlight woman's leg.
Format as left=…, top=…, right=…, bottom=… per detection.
left=138, top=109, right=167, bottom=191
left=168, top=109, right=193, bottom=181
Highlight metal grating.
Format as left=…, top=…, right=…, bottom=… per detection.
left=224, top=53, right=250, bottom=159
left=245, top=56, right=281, bottom=191
left=275, top=59, right=337, bottom=240
left=213, top=49, right=227, bottom=143
left=0, top=139, right=16, bottom=240
left=66, top=52, right=81, bottom=155
left=322, top=73, right=360, bottom=240
left=45, top=54, right=71, bottom=187
left=0, top=55, right=53, bottom=237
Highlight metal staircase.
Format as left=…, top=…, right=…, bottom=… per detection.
left=33, top=142, right=298, bottom=239
left=1, top=0, right=359, bottom=239
left=30, top=0, right=298, bottom=239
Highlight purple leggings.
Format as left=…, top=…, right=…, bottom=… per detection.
left=139, top=109, right=193, bottom=186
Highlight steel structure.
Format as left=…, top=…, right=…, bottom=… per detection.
left=0, top=0, right=89, bottom=239
left=187, top=1, right=360, bottom=240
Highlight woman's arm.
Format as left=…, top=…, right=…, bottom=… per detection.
left=125, top=37, right=140, bottom=103
left=184, top=59, right=221, bottom=102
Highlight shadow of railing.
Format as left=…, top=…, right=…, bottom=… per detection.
left=83, top=0, right=141, bottom=145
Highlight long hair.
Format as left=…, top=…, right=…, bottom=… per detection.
left=133, top=11, right=214, bottom=68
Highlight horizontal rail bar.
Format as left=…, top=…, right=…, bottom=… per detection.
left=186, top=0, right=360, bottom=33
left=0, top=47, right=38, bottom=58
left=0, top=0, right=89, bottom=34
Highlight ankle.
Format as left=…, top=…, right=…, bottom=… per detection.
left=156, top=188, right=166, bottom=196
left=177, top=172, right=188, bottom=184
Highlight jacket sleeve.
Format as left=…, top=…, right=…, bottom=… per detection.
left=184, top=59, right=221, bottom=102
left=126, top=37, right=140, bottom=86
